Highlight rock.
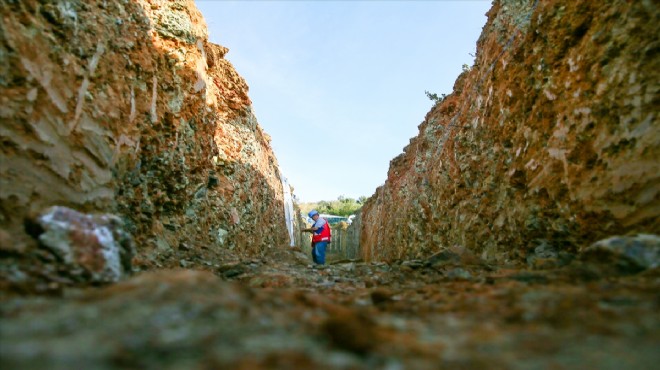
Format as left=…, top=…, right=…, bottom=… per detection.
left=580, top=234, right=660, bottom=273
left=32, top=206, right=134, bottom=283
left=217, top=229, right=229, bottom=245
left=425, top=249, right=461, bottom=267
left=446, top=267, right=472, bottom=280
left=1, top=0, right=290, bottom=281
left=401, top=260, right=424, bottom=269
left=155, top=237, right=172, bottom=255
left=355, top=0, right=659, bottom=265
left=223, top=268, right=244, bottom=278
left=526, top=240, right=559, bottom=267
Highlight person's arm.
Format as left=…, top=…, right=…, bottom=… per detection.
left=303, top=218, right=325, bottom=233
left=302, top=226, right=320, bottom=233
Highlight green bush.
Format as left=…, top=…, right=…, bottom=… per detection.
left=425, top=90, right=447, bottom=104
left=300, top=195, right=366, bottom=217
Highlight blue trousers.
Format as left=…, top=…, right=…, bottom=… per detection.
left=312, top=242, right=327, bottom=265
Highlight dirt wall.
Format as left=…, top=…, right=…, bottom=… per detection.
left=0, top=0, right=289, bottom=290
left=360, top=0, right=659, bottom=263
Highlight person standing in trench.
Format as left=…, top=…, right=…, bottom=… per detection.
left=303, top=210, right=331, bottom=265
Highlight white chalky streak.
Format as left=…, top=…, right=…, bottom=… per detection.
left=150, top=75, right=158, bottom=123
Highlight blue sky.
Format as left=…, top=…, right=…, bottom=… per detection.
left=196, top=0, right=491, bottom=202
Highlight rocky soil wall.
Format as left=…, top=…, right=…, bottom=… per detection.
left=0, top=0, right=289, bottom=292
left=360, top=0, right=659, bottom=263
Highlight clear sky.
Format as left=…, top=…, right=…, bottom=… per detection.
left=195, top=0, right=491, bottom=203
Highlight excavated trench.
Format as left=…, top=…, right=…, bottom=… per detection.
left=1, top=0, right=658, bottom=368
left=1, top=244, right=659, bottom=369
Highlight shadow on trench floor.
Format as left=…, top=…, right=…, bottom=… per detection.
left=1, top=246, right=659, bottom=369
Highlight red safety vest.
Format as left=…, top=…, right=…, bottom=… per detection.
left=312, top=218, right=331, bottom=243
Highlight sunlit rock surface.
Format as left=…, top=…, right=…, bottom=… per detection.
left=0, top=0, right=288, bottom=291
left=359, top=0, right=659, bottom=262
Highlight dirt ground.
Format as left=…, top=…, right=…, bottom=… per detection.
left=1, top=246, right=658, bottom=370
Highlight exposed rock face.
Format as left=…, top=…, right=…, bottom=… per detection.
left=0, top=0, right=288, bottom=289
left=360, top=0, right=659, bottom=262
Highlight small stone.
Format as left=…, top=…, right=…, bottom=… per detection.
left=223, top=268, right=244, bottom=278
left=447, top=267, right=472, bottom=280
left=401, top=260, right=424, bottom=269
left=425, top=249, right=460, bottom=267
left=217, top=228, right=228, bottom=245
left=26, top=88, right=38, bottom=102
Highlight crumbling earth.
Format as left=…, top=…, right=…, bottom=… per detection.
left=1, top=244, right=658, bottom=369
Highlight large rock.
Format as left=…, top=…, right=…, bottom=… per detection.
left=359, top=0, right=659, bottom=262
left=580, top=234, right=660, bottom=273
left=34, top=206, right=134, bottom=283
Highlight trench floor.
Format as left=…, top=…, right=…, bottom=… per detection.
left=1, top=247, right=658, bottom=369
